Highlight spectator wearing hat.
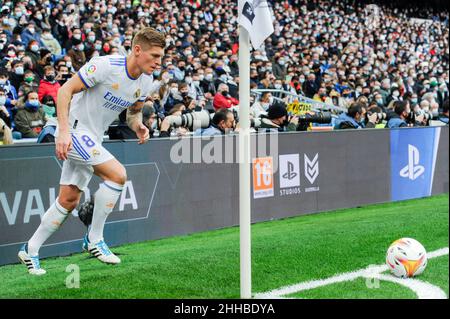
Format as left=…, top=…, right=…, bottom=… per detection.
left=38, top=66, right=60, bottom=105
left=40, top=28, right=62, bottom=56
left=0, top=5, right=14, bottom=34
left=1, top=44, right=17, bottom=68
left=21, top=21, right=43, bottom=48
left=258, top=101, right=298, bottom=132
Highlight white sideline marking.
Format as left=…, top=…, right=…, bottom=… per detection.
left=254, top=247, right=449, bottom=299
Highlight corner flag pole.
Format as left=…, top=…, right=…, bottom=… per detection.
left=238, top=25, right=252, bottom=299
left=238, top=0, right=274, bottom=299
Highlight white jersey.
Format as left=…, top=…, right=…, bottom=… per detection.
left=64, top=55, right=160, bottom=141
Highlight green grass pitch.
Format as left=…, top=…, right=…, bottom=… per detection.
left=0, top=194, right=448, bottom=299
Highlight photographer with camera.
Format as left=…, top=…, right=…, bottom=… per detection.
left=255, top=101, right=298, bottom=133
left=334, top=102, right=372, bottom=130
left=386, top=101, right=425, bottom=128
left=365, top=106, right=387, bottom=129
left=195, top=108, right=236, bottom=137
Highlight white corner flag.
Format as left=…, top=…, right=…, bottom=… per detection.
left=237, top=0, right=274, bottom=300
left=238, top=0, right=274, bottom=49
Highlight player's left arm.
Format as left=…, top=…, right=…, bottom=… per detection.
left=127, top=101, right=149, bottom=144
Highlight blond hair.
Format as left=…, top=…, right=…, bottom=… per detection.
left=132, top=27, right=166, bottom=50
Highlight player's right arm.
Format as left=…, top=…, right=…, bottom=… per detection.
left=55, top=74, right=88, bottom=160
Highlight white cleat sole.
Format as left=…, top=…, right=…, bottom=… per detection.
left=86, top=247, right=121, bottom=264
left=18, top=251, right=46, bottom=276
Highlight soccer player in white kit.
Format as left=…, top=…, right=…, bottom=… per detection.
left=18, top=27, right=165, bottom=275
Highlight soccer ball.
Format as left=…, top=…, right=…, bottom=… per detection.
left=386, top=238, right=427, bottom=278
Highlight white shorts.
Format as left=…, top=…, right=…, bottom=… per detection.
left=60, top=130, right=114, bottom=191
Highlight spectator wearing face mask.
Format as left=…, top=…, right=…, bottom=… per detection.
left=0, top=69, right=18, bottom=110
left=40, top=28, right=62, bottom=56
left=179, top=82, right=196, bottom=110
left=25, top=40, right=41, bottom=66
left=38, top=65, right=60, bottom=104
left=35, top=48, right=53, bottom=79
left=164, top=81, right=184, bottom=114
left=213, top=83, right=239, bottom=111
left=67, top=38, right=86, bottom=72
left=272, top=55, right=287, bottom=80
left=386, top=87, right=401, bottom=105
left=14, top=91, right=46, bottom=138
left=251, top=92, right=273, bottom=119
left=20, top=21, right=43, bottom=48
left=378, top=79, right=392, bottom=105
left=200, top=68, right=217, bottom=96
left=41, top=95, right=57, bottom=119
left=0, top=87, right=11, bottom=129
left=8, top=60, right=25, bottom=91
left=18, top=70, right=39, bottom=99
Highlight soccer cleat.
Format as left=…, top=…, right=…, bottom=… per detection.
left=83, top=235, right=121, bottom=264
left=18, top=244, right=46, bottom=276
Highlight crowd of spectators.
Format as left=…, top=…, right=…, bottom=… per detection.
left=0, top=0, right=448, bottom=144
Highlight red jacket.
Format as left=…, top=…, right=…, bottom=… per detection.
left=38, top=80, right=61, bottom=104
left=213, top=93, right=240, bottom=111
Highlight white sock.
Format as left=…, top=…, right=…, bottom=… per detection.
left=88, top=181, right=123, bottom=243
left=28, top=199, right=69, bottom=256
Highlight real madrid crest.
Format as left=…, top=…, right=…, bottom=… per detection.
left=134, top=89, right=141, bottom=99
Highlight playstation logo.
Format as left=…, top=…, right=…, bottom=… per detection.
left=279, top=154, right=300, bottom=189
left=400, top=144, right=425, bottom=181
left=282, top=161, right=297, bottom=180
